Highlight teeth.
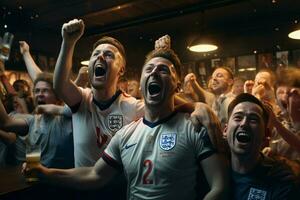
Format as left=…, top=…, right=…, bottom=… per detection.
left=236, top=131, right=251, bottom=143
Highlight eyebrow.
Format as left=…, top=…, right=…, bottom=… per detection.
left=233, top=111, right=261, bottom=118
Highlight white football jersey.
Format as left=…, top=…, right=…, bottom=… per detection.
left=104, top=112, right=215, bottom=200
left=72, top=88, right=144, bottom=167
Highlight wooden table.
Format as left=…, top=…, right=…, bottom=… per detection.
left=0, top=165, right=31, bottom=195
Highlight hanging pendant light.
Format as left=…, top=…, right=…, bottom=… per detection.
left=288, top=20, right=300, bottom=40
left=188, top=11, right=218, bottom=53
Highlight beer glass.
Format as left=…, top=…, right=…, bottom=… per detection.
left=0, top=32, right=14, bottom=61
left=25, top=144, right=41, bottom=182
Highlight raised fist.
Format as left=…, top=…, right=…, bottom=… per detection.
left=62, top=19, right=85, bottom=44
left=155, top=35, right=171, bottom=50
left=19, top=41, right=30, bottom=55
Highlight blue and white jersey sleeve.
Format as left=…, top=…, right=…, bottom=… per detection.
left=103, top=132, right=123, bottom=171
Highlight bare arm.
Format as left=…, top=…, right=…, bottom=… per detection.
left=23, top=158, right=117, bottom=190
left=0, top=98, right=28, bottom=136
left=35, top=104, right=65, bottom=115
left=0, top=130, right=16, bottom=145
left=54, top=19, right=85, bottom=107
left=201, top=154, right=229, bottom=200
left=19, top=41, right=42, bottom=81
left=267, top=105, right=300, bottom=152
left=189, top=74, right=214, bottom=104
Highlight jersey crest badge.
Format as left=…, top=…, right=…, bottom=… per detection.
left=107, top=114, right=123, bottom=132
left=160, top=133, right=177, bottom=151
left=247, top=187, right=267, bottom=200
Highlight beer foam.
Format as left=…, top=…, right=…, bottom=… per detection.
left=26, top=152, right=41, bottom=162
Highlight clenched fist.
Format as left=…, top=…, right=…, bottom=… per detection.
left=62, top=19, right=85, bottom=44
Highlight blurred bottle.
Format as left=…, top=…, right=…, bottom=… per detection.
left=0, top=32, right=14, bottom=61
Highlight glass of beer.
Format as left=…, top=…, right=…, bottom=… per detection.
left=0, top=32, right=14, bottom=61
left=25, top=144, right=41, bottom=182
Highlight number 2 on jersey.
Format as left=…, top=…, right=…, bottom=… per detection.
left=143, top=159, right=153, bottom=184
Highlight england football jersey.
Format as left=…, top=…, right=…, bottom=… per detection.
left=103, top=112, right=215, bottom=200
left=72, top=88, right=144, bottom=167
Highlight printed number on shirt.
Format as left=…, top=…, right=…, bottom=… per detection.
left=143, top=160, right=153, bottom=184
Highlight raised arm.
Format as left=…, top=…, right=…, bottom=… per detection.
left=53, top=19, right=84, bottom=107
left=0, top=130, right=16, bottom=145
left=23, top=158, right=117, bottom=190
left=201, top=154, right=229, bottom=200
left=0, top=98, right=28, bottom=136
left=19, top=41, right=42, bottom=81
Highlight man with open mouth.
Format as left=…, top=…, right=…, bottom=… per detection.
left=224, top=93, right=298, bottom=200
left=22, top=43, right=229, bottom=200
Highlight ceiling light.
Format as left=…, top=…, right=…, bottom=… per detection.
left=188, top=44, right=218, bottom=53
left=246, top=67, right=256, bottom=71
left=288, top=29, right=300, bottom=40
left=81, top=60, right=89, bottom=66
left=4, top=24, right=7, bottom=29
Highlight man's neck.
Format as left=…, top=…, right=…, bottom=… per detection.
left=144, top=101, right=174, bottom=123
left=214, top=88, right=231, bottom=99
left=231, top=153, right=261, bottom=174
left=92, top=86, right=118, bottom=102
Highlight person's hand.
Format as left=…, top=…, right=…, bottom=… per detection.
left=19, top=41, right=30, bottom=55
left=22, top=162, right=45, bottom=180
left=243, top=80, right=254, bottom=94
left=62, top=19, right=85, bottom=44
left=155, top=35, right=171, bottom=50
left=75, top=66, right=89, bottom=87
left=184, top=73, right=196, bottom=83
left=252, top=83, right=266, bottom=100
left=190, top=102, right=227, bottom=153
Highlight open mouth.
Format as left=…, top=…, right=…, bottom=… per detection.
left=148, top=83, right=161, bottom=95
left=37, top=100, right=46, bottom=105
left=95, top=67, right=106, bottom=77
left=236, top=131, right=251, bottom=143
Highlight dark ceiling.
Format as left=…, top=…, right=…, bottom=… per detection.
left=1, top=0, right=300, bottom=77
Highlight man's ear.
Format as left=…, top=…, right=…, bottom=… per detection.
left=223, top=124, right=228, bottom=136
left=119, top=65, right=125, bottom=76
left=175, top=82, right=181, bottom=93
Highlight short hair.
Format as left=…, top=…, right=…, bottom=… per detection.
left=257, top=69, right=276, bottom=87
left=144, top=48, right=182, bottom=80
left=213, top=66, right=234, bottom=80
left=228, top=93, right=269, bottom=124
left=33, top=72, right=54, bottom=89
left=93, top=36, right=126, bottom=65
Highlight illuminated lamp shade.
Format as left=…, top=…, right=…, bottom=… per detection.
left=288, top=29, right=300, bottom=40
left=188, top=36, right=218, bottom=53
left=188, top=43, right=218, bottom=52
left=81, top=60, right=89, bottom=66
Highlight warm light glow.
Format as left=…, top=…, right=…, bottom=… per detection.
left=81, top=60, right=89, bottom=66
left=188, top=44, right=218, bottom=52
left=288, top=30, right=300, bottom=40
left=238, top=67, right=256, bottom=72
left=246, top=67, right=256, bottom=71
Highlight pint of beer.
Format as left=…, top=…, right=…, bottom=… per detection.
left=26, top=144, right=41, bottom=182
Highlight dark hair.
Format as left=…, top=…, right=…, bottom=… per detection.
left=228, top=93, right=269, bottom=124
left=33, top=72, right=54, bottom=89
left=144, top=48, right=182, bottom=80
left=213, top=66, right=234, bottom=80
left=93, top=36, right=126, bottom=65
